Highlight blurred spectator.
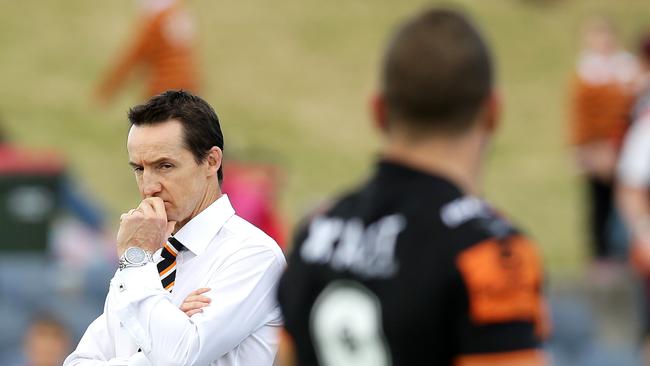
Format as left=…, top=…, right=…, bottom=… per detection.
left=14, top=314, right=72, bottom=366
left=616, top=32, right=650, bottom=363
left=0, top=123, right=114, bottom=362
left=569, top=17, right=638, bottom=268
left=0, top=123, right=106, bottom=242
left=221, top=160, right=287, bottom=249
left=548, top=295, right=640, bottom=366
left=95, top=0, right=199, bottom=103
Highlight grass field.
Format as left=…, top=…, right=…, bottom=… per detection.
left=1, top=0, right=649, bottom=274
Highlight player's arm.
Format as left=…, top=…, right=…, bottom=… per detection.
left=275, top=328, right=298, bottom=366
left=275, top=220, right=318, bottom=366
left=454, top=350, right=547, bottom=366
left=452, top=235, right=550, bottom=366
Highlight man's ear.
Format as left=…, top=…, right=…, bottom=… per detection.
left=482, top=89, right=501, bottom=134
left=370, top=92, right=390, bottom=133
left=205, top=146, right=223, bottom=177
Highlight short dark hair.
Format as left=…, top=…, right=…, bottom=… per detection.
left=128, top=90, right=225, bottom=183
left=382, top=8, right=493, bottom=134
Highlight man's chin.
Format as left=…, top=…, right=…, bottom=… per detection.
left=166, top=210, right=178, bottom=223
left=166, top=211, right=189, bottom=228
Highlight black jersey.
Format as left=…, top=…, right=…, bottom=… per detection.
left=278, top=161, right=548, bottom=366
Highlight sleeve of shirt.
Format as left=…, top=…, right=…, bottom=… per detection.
left=618, top=117, right=650, bottom=187
left=451, top=235, right=549, bottom=365
left=63, top=314, right=151, bottom=366
left=110, top=242, right=285, bottom=366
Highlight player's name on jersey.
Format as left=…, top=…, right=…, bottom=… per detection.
left=300, top=214, right=406, bottom=279
left=441, top=196, right=489, bottom=228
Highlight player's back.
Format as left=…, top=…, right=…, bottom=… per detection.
left=278, top=161, right=548, bottom=365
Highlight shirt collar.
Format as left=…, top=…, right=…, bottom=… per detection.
left=172, top=194, right=235, bottom=256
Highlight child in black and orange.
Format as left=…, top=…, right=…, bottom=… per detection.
left=96, top=0, right=200, bottom=103
left=569, top=17, right=638, bottom=266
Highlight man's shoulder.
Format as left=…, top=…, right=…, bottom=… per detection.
left=221, top=214, right=285, bottom=260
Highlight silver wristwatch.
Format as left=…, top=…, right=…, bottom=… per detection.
left=118, top=247, right=153, bottom=270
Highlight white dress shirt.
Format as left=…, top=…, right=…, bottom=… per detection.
left=64, top=195, right=286, bottom=366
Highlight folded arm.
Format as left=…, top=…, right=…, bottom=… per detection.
left=113, top=245, right=283, bottom=366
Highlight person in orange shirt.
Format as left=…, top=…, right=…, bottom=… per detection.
left=569, top=17, right=638, bottom=268
left=95, top=0, right=200, bottom=103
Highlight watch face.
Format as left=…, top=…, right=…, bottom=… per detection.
left=126, top=247, right=146, bottom=264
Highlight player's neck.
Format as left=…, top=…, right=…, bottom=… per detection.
left=381, top=127, right=488, bottom=195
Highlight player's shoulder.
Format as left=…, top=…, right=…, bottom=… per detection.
left=433, top=196, right=549, bottom=341
left=447, top=200, right=548, bottom=344
left=440, top=196, right=524, bottom=247
left=442, top=197, right=544, bottom=276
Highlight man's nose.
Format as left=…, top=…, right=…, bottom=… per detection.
left=142, top=170, right=162, bottom=197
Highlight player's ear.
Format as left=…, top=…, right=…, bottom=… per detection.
left=482, top=89, right=501, bottom=134
left=370, top=92, right=390, bottom=133
left=205, top=146, right=222, bottom=177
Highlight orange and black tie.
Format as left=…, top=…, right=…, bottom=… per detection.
left=157, top=237, right=185, bottom=292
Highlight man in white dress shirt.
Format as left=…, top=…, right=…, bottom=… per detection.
left=64, top=90, right=286, bottom=366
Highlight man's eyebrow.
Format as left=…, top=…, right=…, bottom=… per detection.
left=129, top=157, right=177, bottom=168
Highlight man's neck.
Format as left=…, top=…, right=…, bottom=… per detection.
left=380, top=127, right=486, bottom=195
left=176, top=185, right=222, bottom=231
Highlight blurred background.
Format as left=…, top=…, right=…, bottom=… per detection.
left=1, top=0, right=650, bottom=365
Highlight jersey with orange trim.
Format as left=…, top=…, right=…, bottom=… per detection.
left=278, top=161, right=548, bottom=366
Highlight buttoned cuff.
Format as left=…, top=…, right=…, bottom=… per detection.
left=110, top=262, right=167, bottom=354
left=113, top=262, right=164, bottom=292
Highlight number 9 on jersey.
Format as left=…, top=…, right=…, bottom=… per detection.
left=310, top=280, right=392, bottom=366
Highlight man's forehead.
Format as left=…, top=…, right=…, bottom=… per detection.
left=127, top=121, right=187, bottom=158
left=128, top=121, right=184, bottom=145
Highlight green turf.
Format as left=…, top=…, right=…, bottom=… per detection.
left=1, top=0, right=648, bottom=273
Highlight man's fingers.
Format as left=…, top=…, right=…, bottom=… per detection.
left=138, top=200, right=156, bottom=217
left=183, top=295, right=211, bottom=304
left=166, top=221, right=177, bottom=238
left=190, top=288, right=211, bottom=296
left=180, top=301, right=210, bottom=312
left=145, top=197, right=167, bottom=220
left=194, top=295, right=212, bottom=303
left=185, top=288, right=210, bottom=297
left=185, top=309, right=203, bottom=317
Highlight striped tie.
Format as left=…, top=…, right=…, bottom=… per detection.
left=157, top=237, right=185, bottom=292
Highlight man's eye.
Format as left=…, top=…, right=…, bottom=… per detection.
left=160, top=164, right=173, bottom=170
left=133, top=167, right=143, bottom=173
